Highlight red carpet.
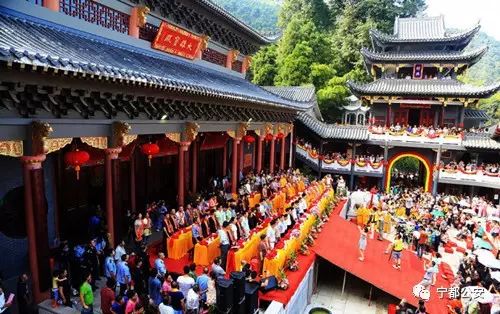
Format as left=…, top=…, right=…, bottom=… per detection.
left=313, top=205, right=449, bottom=313
left=259, top=252, right=316, bottom=305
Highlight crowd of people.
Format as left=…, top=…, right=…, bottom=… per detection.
left=40, top=168, right=314, bottom=314
left=297, top=138, right=384, bottom=164
left=369, top=124, right=464, bottom=137
left=351, top=185, right=500, bottom=313
left=442, top=161, right=500, bottom=174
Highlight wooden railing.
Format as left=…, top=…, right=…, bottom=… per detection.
left=59, top=0, right=130, bottom=34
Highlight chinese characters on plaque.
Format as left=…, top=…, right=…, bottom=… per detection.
left=152, top=22, right=202, bottom=60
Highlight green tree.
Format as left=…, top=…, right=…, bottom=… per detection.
left=279, top=0, right=332, bottom=30
left=274, top=15, right=332, bottom=86
left=310, top=63, right=336, bottom=89
left=275, top=42, right=314, bottom=86
left=478, top=92, right=500, bottom=122
left=251, top=44, right=278, bottom=85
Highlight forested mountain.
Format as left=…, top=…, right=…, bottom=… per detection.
left=212, top=0, right=281, bottom=35
left=215, top=0, right=499, bottom=122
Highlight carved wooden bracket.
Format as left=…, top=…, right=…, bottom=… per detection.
left=31, top=121, right=53, bottom=155
left=112, top=121, right=131, bottom=147
left=182, top=122, right=199, bottom=142
left=137, top=6, right=150, bottom=28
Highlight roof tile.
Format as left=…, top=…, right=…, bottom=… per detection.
left=0, top=10, right=310, bottom=111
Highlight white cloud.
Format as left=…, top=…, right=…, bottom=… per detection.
left=425, top=0, right=500, bottom=40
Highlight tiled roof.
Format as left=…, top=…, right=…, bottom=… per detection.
left=0, top=10, right=309, bottom=110
left=360, top=46, right=487, bottom=64
left=370, top=17, right=480, bottom=43
left=347, top=79, right=500, bottom=98
left=262, top=86, right=317, bottom=103
left=463, top=133, right=500, bottom=150
left=263, top=86, right=323, bottom=120
left=297, top=112, right=369, bottom=140
left=395, top=16, right=445, bottom=40
left=464, top=109, right=490, bottom=120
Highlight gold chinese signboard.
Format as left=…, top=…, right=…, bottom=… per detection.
left=152, top=22, right=202, bottom=60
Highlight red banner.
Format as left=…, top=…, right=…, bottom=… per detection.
left=152, top=22, right=202, bottom=60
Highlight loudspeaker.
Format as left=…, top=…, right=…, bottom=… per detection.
left=216, top=278, right=234, bottom=314
left=245, top=282, right=260, bottom=314
left=230, top=271, right=246, bottom=303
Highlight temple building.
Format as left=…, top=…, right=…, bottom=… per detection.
left=0, top=0, right=311, bottom=302
left=296, top=16, right=500, bottom=198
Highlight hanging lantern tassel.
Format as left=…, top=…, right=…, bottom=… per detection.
left=141, top=142, right=160, bottom=167
left=75, top=165, right=81, bottom=180
left=64, top=149, right=90, bottom=180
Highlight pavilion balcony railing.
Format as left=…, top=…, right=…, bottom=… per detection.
left=368, top=129, right=463, bottom=145
left=296, top=144, right=384, bottom=174
left=59, top=0, right=130, bottom=34
left=439, top=168, right=500, bottom=187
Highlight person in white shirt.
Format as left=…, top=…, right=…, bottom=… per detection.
left=177, top=266, right=195, bottom=299
left=240, top=213, right=250, bottom=239
left=266, top=220, right=277, bottom=248
left=298, top=197, right=307, bottom=215
left=158, top=298, right=175, bottom=314
left=186, top=285, right=200, bottom=313
left=0, top=285, right=12, bottom=314
left=114, top=240, right=127, bottom=263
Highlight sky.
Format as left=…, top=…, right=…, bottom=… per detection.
left=425, top=0, right=500, bottom=40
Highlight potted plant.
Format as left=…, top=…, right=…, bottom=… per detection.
left=286, top=251, right=299, bottom=271
left=278, top=268, right=289, bottom=290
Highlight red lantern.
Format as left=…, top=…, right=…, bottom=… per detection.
left=264, top=133, right=273, bottom=142
left=141, top=142, right=160, bottom=166
left=64, top=149, right=90, bottom=180
left=243, top=135, right=255, bottom=144
left=276, top=132, right=285, bottom=140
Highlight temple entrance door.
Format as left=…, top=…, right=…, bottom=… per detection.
left=408, top=109, right=420, bottom=126
left=394, top=109, right=408, bottom=125
left=420, top=109, right=434, bottom=127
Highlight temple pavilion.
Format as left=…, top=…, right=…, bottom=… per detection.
left=295, top=16, right=500, bottom=197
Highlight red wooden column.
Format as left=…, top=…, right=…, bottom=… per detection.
left=43, top=0, right=59, bottom=11
left=269, top=136, right=276, bottom=173
left=279, top=136, right=286, bottom=170
left=239, top=140, right=244, bottom=174
left=256, top=136, right=263, bottom=173
left=129, top=7, right=140, bottom=38
left=191, top=140, right=198, bottom=194
left=386, top=105, right=392, bottom=127
left=222, top=144, right=227, bottom=176
left=21, top=155, right=50, bottom=303
left=231, top=138, right=240, bottom=194
left=178, top=142, right=190, bottom=206
left=105, top=148, right=121, bottom=247
left=130, top=153, right=136, bottom=211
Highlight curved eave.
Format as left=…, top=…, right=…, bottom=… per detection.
left=297, top=112, right=369, bottom=140
left=196, top=0, right=278, bottom=44
left=347, top=80, right=500, bottom=99
left=360, top=46, right=488, bottom=66
left=369, top=24, right=480, bottom=48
